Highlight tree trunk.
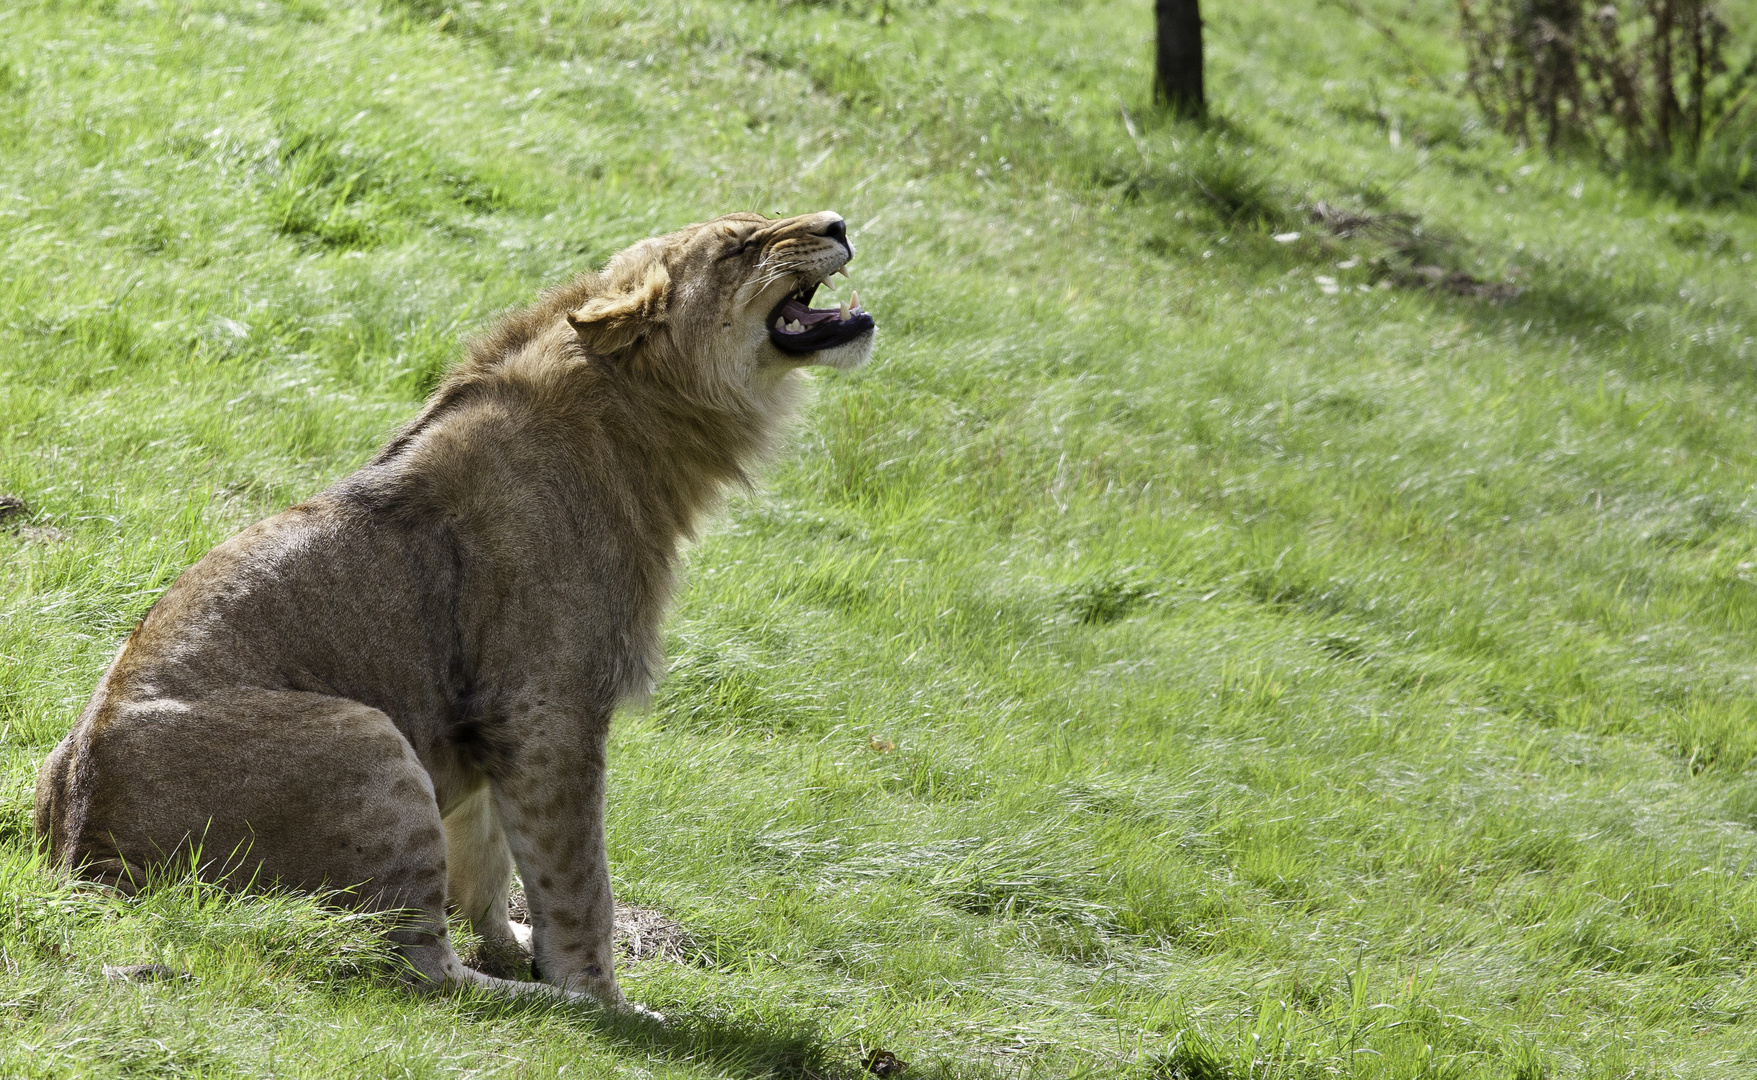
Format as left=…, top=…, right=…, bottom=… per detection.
left=1154, top=0, right=1205, bottom=119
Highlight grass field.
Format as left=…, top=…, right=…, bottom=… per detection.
left=4, top=0, right=1757, bottom=1075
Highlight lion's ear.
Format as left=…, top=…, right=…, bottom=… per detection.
left=567, top=262, right=671, bottom=356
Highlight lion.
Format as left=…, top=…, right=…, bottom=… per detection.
left=33, top=211, right=875, bottom=1013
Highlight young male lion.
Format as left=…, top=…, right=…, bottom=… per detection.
left=34, top=211, right=874, bottom=1012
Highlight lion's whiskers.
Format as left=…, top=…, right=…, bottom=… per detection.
left=736, top=259, right=809, bottom=308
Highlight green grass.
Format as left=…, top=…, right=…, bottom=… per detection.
left=4, top=0, right=1757, bottom=1074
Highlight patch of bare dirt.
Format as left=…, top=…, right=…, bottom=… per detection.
left=1308, top=200, right=1522, bottom=301
left=506, top=887, right=703, bottom=964
left=1400, top=263, right=1523, bottom=300
left=0, top=496, right=68, bottom=543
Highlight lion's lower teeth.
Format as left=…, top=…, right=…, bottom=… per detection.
left=775, top=318, right=786, bottom=331
left=787, top=320, right=804, bottom=333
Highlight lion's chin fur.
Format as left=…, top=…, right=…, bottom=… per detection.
left=809, top=333, right=875, bottom=372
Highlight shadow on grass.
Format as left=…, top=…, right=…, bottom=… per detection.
left=1456, top=262, right=1757, bottom=391
left=1116, top=116, right=1757, bottom=391
left=451, top=994, right=853, bottom=1079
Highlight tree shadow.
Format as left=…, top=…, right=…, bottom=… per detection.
left=1447, top=258, right=1757, bottom=395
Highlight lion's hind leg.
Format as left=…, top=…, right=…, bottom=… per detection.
left=38, top=689, right=619, bottom=1004
left=44, top=692, right=480, bottom=988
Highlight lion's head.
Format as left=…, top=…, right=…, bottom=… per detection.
left=565, top=211, right=875, bottom=409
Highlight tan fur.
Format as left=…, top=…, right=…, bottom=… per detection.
left=33, top=211, right=872, bottom=1013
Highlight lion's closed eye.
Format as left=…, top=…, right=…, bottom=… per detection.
left=712, top=223, right=755, bottom=261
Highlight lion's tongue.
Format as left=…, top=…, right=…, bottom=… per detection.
left=778, top=299, right=842, bottom=326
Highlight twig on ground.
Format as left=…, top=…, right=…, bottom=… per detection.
left=1119, top=101, right=1149, bottom=164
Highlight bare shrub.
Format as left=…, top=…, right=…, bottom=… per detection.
left=1458, top=0, right=1756, bottom=172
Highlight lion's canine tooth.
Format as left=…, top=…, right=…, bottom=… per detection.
left=836, top=266, right=851, bottom=279
left=775, top=317, right=786, bottom=331
left=850, top=289, right=861, bottom=312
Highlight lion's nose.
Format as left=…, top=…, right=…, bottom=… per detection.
left=815, top=216, right=851, bottom=256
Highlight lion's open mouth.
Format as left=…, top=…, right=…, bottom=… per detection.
left=767, top=284, right=875, bottom=356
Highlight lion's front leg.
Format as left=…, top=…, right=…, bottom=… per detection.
left=443, top=786, right=530, bottom=974
left=490, top=725, right=627, bottom=1010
